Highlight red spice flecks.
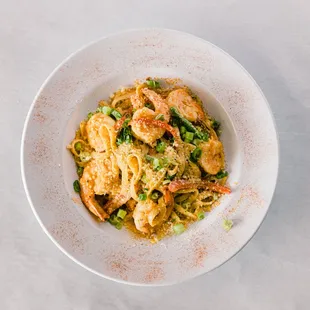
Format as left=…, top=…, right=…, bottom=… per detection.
left=193, top=244, right=208, bottom=268
left=49, top=220, right=86, bottom=255
left=33, top=110, right=47, bottom=124
left=110, top=261, right=129, bottom=281
left=143, top=266, right=164, bottom=283
left=30, top=136, right=50, bottom=164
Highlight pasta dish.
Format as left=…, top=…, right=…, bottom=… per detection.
left=68, top=78, right=231, bottom=242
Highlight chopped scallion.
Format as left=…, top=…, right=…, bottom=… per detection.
left=151, top=191, right=159, bottom=200
left=139, top=193, right=147, bottom=201
left=156, top=141, right=166, bottom=153
left=117, top=209, right=127, bottom=219
left=73, top=180, right=80, bottom=193
left=223, top=219, right=233, bottom=231
left=98, top=106, right=113, bottom=115
left=190, top=147, right=202, bottom=162
left=180, top=126, right=187, bottom=135
left=146, top=79, right=160, bottom=88
left=74, top=142, right=82, bottom=152
left=216, top=170, right=228, bottom=179
left=77, top=166, right=84, bottom=177
left=173, top=223, right=186, bottom=235
left=155, top=114, right=165, bottom=121
left=197, top=212, right=205, bottom=220
left=111, top=109, right=122, bottom=120
left=185, top=131, right=194, bottom=142
left=87, top=112, right=94, bottom=119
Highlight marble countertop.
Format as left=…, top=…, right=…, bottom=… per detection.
left=1, top=0, right=310, bottom=309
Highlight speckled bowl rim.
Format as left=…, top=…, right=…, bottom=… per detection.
left=21, top=28, right=279, bottom=286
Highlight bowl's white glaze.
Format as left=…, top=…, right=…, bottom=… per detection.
left=21, top=28, right=278, bottom=286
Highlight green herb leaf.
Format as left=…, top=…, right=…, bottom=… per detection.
left=87, top=112, right=94, bottom=120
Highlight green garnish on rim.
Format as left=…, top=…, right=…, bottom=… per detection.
left=223, top=219, right=233, bottom=231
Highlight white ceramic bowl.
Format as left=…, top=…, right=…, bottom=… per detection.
left=21, top=28, right=278, bottom=286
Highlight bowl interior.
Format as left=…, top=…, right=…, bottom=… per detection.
left=22, top=29, right=278, bottom=285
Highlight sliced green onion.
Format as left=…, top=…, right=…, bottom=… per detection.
left=166, top=174, right=176, bottom=181
left=73, top=180, right=80, bottom=193
left=185, top=131, right=194, bottom=142
left=97, top=106, right=112, bottom=115
left=74, top=142, right=82, bottom=152
left=173, top=223, right=186, bottom=235
left=163, top=179, right=171, bottom=185
left=146, top=79, right=160, bottom=88
left=223, top=219, right=233, bottom=231
left=170, top=107, right=199, bottom=133
left=108, top=214, right=123, bottom=230
left=145, top=155, right=153, bottom=162
left=156, top=141, right=166, bottom=153
left=145, top=102, right=154, bottom=110
left=155, top=114, right=165, bottom=121
left=87, top=112, right=94, bottom=119
left=197, top=212, right=205, bottom=220
left=153, top=158, right=161, bottom=171
left=141, top=174, right=148, bottom=183
left=201, top=132, right=209, bottom=141
left=139, top=193, right=147, bottom=201
left=151, top=191, right=159, bottom=200
left=79, top=151, right=92, bottom=162
left=111, top=109, right=122, bottom=120
left=193, top=139, right=202, bottom=146
left=211, top=119, right=221, bottom=131
left=180, top=126, right=187, bottom=135
left=77, top=166, right=84, bottom=177
left=117, top=209, right=127, bottom=219
left=190, top=147, right=202, bottom=162
left=216, top=170, right=228, bottom=179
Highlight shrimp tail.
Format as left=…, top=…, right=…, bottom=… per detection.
left=168, top=179, right=231, bottom=194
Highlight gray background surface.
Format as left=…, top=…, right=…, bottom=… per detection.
left=1, top=0, right=309, bottom=309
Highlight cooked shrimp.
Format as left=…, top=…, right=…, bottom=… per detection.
left=79, top=160, right=109, bottom=221
left=198, top=139, right=224, bottom=175
left=79, top=154, right=121, bottom=221
left=86, top=113, right=116, bottom=152
left=131, top=108, right=166, bottom=145
left=131, top=88, right=170, bottom=145
left=142, top=88, right=170, bottom=121
left=133, top=198, right=166, bottom=233
left=167, top=88, right=205, bottom=122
